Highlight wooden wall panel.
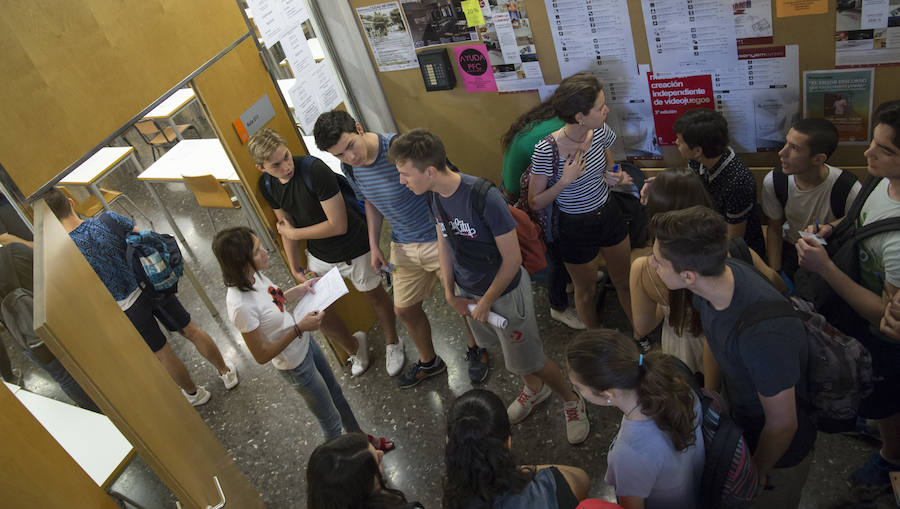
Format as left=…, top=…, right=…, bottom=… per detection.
left=350, top=0, right=900, bottom=173
left=33, top=202, right=263, bottom=509
left=0, top=0, right=247, bottom=198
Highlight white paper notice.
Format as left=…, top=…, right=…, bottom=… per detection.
left=357, top=2, right=419, bottom=72
left=247, top=0, right=310, bottom=48
left=545, top=0, right=639, bottom=79
left=642, top=0, right=739, bottom=75
left=604, top=70, right=661, bottom=159
left=466, top=303, right=509, bottom=329
left=492, top=11, right=522, bottom=65
left=861, top=0, right=889, bottom=29
left=733, top=0, right=773, bottom=45
left=292, top=267, right=349, bottom=323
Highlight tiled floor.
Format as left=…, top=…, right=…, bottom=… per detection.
left=3, top=116, right=896, bottom=507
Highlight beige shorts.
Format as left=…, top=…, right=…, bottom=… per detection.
left=306, top=250, right=381, bottom=292
left=390, top=241, right=441, bottom=308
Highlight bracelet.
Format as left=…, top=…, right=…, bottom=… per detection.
left=294, top=324, right=302, bottom=337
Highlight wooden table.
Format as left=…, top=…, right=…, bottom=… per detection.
left=60, top=147, right=140, bottom=211
left=3, top=381, right=134, bottom=489
left=143, top=88, right=198, bottom=142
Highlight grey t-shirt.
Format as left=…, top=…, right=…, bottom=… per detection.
left=429, top=173, right=519, bottom=296
left=605, top=396, right=704, bottom=509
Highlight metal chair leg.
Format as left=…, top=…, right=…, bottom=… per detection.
left=108, top=490, right=150, bottom=509
left=205, top=208, right=217, bottom=233
left=118, top=194, right=154, bottom=230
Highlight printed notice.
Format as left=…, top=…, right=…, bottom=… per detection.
left=292, top=267, right=349, bottom=322
left=479, top=1, right=545, bottom=93
left=605, top=69, right=662, bottom=158
left=455, top=44, right=498, bottom=92
left=648, top=74, right=715, bottom=145
left=246, top=0, right=309, bottom=48
left=402, top=0, right=478, bottom=48
left=776, top=0, right=827, bottom=17
left=642, top=0, right=739, bottom=75
left=835, top=0, right=900, bottom=68
left=734, top=0, right=774, bottom=45
left=804, top=69, right=875, bottom=144
left=545, top=0, right=639, bottom=79
left=357, top=2, right=419, bottom=72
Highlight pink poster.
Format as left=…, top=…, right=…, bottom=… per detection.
left=648, top=74, right=715, bottom=145
left=454, top=44, right=497, bottom=93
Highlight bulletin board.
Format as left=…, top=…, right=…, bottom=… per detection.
left=349, top=0, right=900, bottom=179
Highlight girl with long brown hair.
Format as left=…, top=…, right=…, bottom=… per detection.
left=566, top=329, right=704, bottom=509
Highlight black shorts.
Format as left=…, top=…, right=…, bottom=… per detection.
left=558, top=198, right=629, bottom=265
left=124, top=291, right=191, bottom=353
left=858, top=332, right=900, bottom=419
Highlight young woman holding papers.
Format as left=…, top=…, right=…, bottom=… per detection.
left=213, top=226, right=393, bottom=449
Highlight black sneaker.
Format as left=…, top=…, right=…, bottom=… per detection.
left=397, top=356, right=447, bottom=389
left=466, top=346, right=489, bottom=383
left=635, top=336, right=652, bottom=355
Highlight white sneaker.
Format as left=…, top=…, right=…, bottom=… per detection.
left=220, top=361, right=239, bottom=390
left=182, top=385, right=211, bottom=406
left=349, top=331, right=370, bottom=377
left=564, top=396, right=590, bottom=444
left=385, top=342, right=405, bottom=376
left=507, top=383, right=552, bottom=424
left=550, top=307, right=587, bottom=330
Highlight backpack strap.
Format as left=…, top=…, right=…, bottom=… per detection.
left=847, top=216, right=900, bottom=244
left=833, top=175, right=882, bottom=239
left=728, top=237, right=753, bottom=265
left=734, top=299, right=798, bottom=337
left=428, top=191, right=460, bottom=254
left=296, top=155, right=318, bottom=195
left=471, top=177, right=494, bottom=231
left=773, top=164, right=788, bottom=211
left=829, top=169, right=858, bottom=219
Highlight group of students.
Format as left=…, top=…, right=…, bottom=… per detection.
left=38, top=70, right=900, bottom=507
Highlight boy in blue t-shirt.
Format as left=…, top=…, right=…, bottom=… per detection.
left=389, top=128, right=590, bottom=445
left=314, top=111, right=487, bottom=388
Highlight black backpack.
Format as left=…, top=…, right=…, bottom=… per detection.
left=772, top=164, right=858, bottom=219
left=610, top=162, right=649, bottom=249
left=793, top=175, right=900, bottom=336
left=261, top=155, right=365, bottom=217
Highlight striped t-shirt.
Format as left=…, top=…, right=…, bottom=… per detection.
left=346, top=133, right=436, bottom=244
left=531, top=124, right=617, bottom=214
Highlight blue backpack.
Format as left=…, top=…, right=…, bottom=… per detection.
left=100, top=214, right=183, bottom=298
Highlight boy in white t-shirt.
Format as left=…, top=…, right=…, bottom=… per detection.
left=762, top=118, right=860, bottom=278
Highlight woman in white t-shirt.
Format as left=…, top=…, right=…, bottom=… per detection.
left=566, top=329, right=704, bottom=509
left=527, top=73, right=632, bottom=330
left=213, top=226, right=393, bottom=448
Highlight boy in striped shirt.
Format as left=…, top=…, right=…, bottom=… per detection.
left=314, top=111, right=487, bottom=388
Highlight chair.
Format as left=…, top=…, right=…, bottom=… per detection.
left=182, top=175, right=241, bottom=232
left=60, top=186, right=152, bottom=227
left=133, top=119, right=198, bottom=160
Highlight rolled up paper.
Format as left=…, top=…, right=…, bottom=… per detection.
left=466, top=303, right=509, bottom=329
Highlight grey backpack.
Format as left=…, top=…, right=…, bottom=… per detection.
left=1, top=288, right=52, bottom=363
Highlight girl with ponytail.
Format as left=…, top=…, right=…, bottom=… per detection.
left=565, top=329, right=704, bottom=509
left=443, top=389, right=589, bottom=509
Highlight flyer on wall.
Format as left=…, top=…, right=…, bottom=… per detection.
left=454, top=44, right=498, bottom=92
left=804, top=68, right=875, bottom=144
left=734, top=0, right=774, bottom=45
left=401, top=0, right=478, bottom=48
left=835, top=0, right=900, bottom=67
left=647, top=74, right=715, bottom=146
left=246, top=0, right=310, bottom=48
left=356, top=2, right=419, bottom=72
left=641, top=0, right=739, bottom=75
left=479, top=0, right=545, bottom=92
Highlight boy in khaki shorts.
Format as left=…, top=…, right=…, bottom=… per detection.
left=249, top=128, right=400, bottom=378
left=390, top=128, right=590, bottom=444
left=314, top=111, right=486, bottom=388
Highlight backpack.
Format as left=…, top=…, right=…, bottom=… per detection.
left=610, top=162, right=649, bottom=249
left=261, top=155, right=365, bottom=217
left=772, top=164, right=858, bottom=219
left=676, top=358, right=759, bottom=509
left=100, top=214, right=184, bottom=299
left=734, top=295, right=874, bottom=433
left=514, top=134, right=560, bottom=244
left=793, top=175, right=900, bottom=336
left=0, top=244, right=53, bottom=364
left=429, top=177, right=547, bottom=276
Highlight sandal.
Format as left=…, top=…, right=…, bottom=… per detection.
left=368, top=434, right=395, bottom=452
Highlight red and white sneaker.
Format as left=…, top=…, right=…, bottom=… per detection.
left=507, top=383, right=551, bottom=424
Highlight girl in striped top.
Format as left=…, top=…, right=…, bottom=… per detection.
left=527, top=74, right=633, bottom=329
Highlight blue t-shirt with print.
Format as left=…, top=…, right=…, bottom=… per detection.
left=69, top=211, right=137, bottom=301
left=428, top=173, right=519, bottom=296
left=346, top=133, right=436, bottom=244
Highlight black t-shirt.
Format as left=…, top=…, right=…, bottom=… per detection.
left=693, top=259, right=816, bottom=467
left=259, top=156, right=368, bottom=263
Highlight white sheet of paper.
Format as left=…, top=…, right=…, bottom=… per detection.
left=799, top=231, right=827, bottom=245
left=292, top=267, right=349, bottom=322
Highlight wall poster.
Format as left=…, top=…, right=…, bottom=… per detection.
left=835, top=0, right=900, bottom=68
left=357, top=2, right=419, bottom=72
left=401, top=0, right=479, bottom=48
left=804, top=68, right=875, bottom=144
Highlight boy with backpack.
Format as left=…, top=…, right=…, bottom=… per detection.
left=42, top=188, right=237, bottom=406
left=650, top=205, right=816, bottom=508
left=762, top=118, right=860, bottom=278
left=389, top=128, right=590, bottom=445
left=249, top=127, right=400, bottom=378
left=796, top=100, right=900, bottom=501
left=312, top=111, right=488, bottom=387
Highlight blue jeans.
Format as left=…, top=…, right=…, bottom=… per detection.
left=280, top=340, right=361, bottom=440
left=23, top=349, right=101, bottom=413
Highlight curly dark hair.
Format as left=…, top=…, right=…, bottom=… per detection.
left=672, top=108, right=729, bottom=158
left=313, top=110, right=357, bottom=152
left=566, top=329, right=698, bottom=451
left=443, top=389, right=534, bottom=509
